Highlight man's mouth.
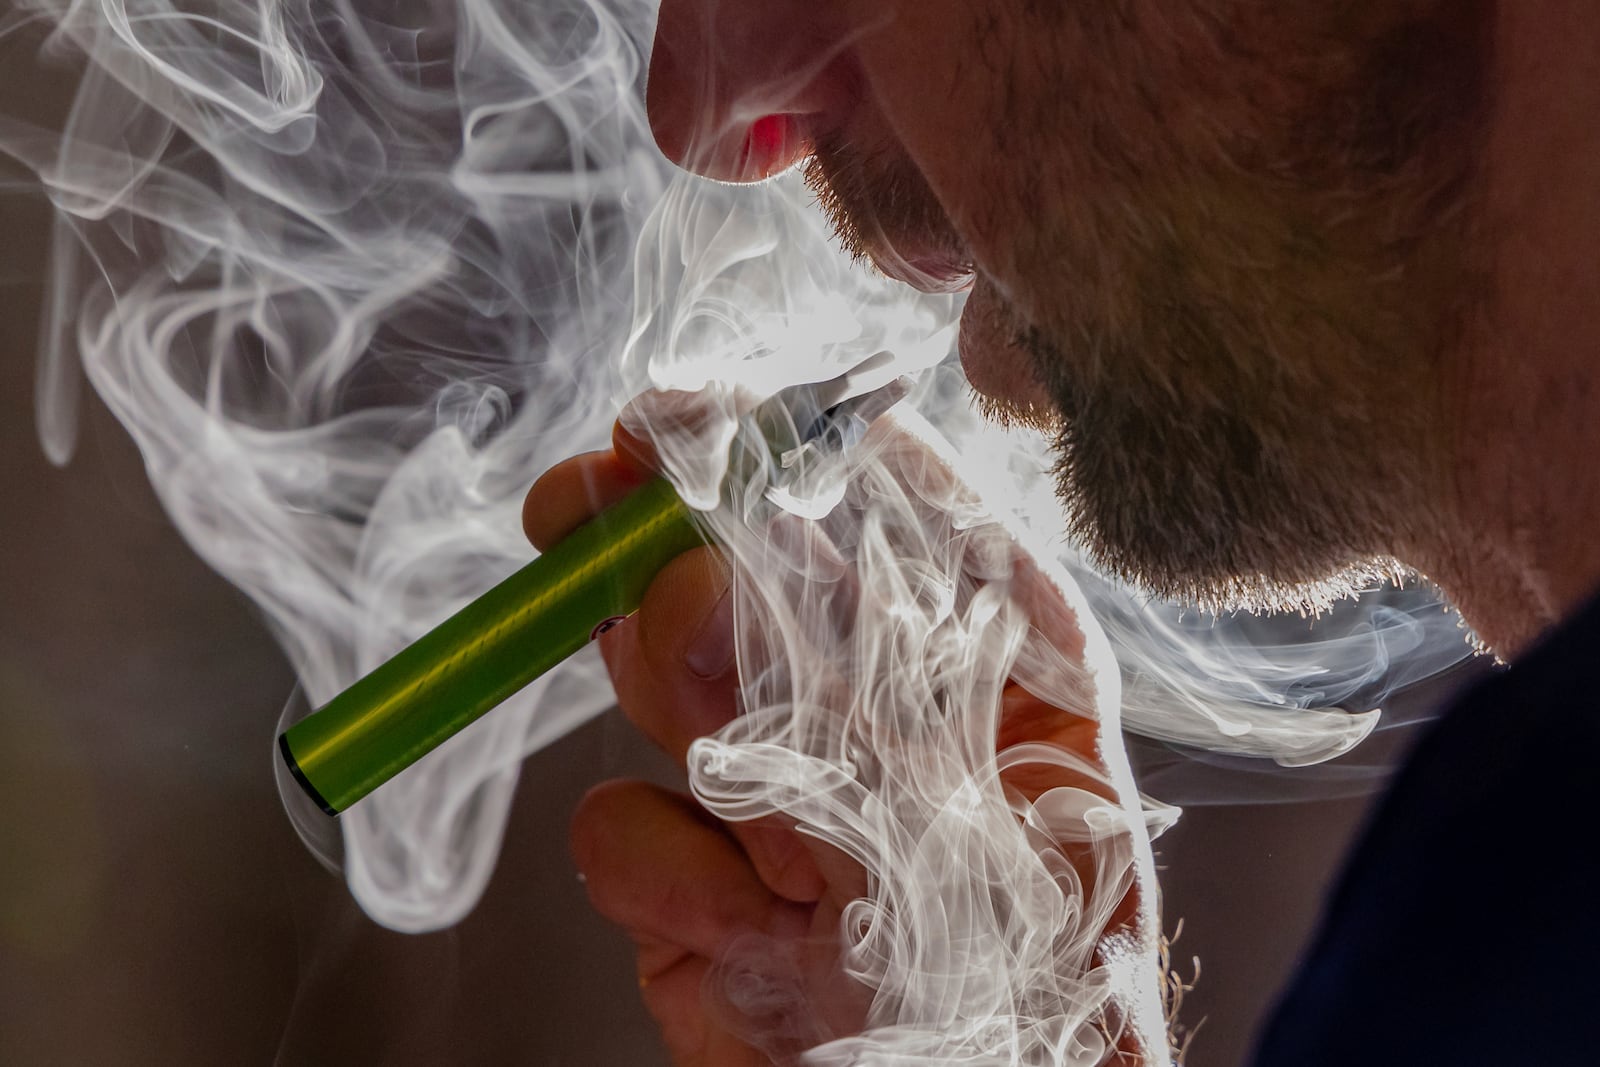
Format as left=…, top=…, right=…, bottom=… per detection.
left=798, top=132, right=1049, bottom=415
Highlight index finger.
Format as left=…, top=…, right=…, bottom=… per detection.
left=520, top=415, right=663, bottom=552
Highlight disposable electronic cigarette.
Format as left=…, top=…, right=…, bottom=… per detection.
left=279, top=366, right=905, bottom=815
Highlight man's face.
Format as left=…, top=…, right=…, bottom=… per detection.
left=648, top=0, right=1492, bottom=610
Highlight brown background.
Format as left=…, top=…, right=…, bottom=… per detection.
left=0, top=23, right=1458, bottom=1067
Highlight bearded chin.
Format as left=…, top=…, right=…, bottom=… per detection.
left=1034, top=331, right=1407, bottom=616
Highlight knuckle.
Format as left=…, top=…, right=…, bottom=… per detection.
left=569, top=778, right=652, bottom=876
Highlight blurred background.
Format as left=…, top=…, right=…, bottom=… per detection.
left=0, top=19, right=1480, bottom=1067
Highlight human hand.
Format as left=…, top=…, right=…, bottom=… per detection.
left=524, top=401, right=1154, bottom=1065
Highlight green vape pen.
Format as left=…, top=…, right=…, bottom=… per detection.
left=279, top=366, right=903, bottom=815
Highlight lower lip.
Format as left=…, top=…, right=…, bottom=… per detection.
left=923, top=268, right=976, bottom=295
left=890, top=253, right=974, bottom=294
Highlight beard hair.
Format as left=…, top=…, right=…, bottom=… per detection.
left=803, top=4, right=1491, bottom=614
left=984, top=6, right=1492, bottom=613
left=1028, top=315, right=1417, bottom=615
left=802, top=129, right=971, bottom=279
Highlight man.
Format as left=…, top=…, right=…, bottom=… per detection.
left=525, top=2, right=1600, bottom=1063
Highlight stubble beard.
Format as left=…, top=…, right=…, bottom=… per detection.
left=809, top=2, right=1491, bottom=613
left=1013, top=7, right=1490, bottom=613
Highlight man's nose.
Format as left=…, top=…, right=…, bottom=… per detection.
left=647, top=0, right=858, bottom=183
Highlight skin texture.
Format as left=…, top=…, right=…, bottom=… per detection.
left=530, top=0, right=1600, bottom=1062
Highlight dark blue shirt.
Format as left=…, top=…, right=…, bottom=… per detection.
left=1251, top=593, right=1600, bottom=1065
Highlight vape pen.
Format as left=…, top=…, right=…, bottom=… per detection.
left=279, top=366, right=906, bottom=815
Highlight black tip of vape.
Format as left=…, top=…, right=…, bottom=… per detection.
left=279, top=732, right=340, bottom=817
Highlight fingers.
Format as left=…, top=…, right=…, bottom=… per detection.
left=728, top=818, right=828, bottom=905
left=522, top=410, right=741, bottom=763
left=634, top=953, right=770, bottom=1067
left=571, top=780, right=811, bottom=964
left=600, top=545, right=740, bottom=764
left=611, top=415, right=658, bottom=474
left=571, top=780, right=807, bottom=1065
left=522, top=413, right=661, bottom=552
left=596, top=521, right=866, bottom=907
left=995, top=683, right=1106, bottom=800
left=522, top=449, right=649, bottom=551
left=599, top=564, right=846, bottom=908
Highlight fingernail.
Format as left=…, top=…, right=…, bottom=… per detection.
left=595, top=614, right=634, bottom=676
left=684, top=583, right=735, bottom=679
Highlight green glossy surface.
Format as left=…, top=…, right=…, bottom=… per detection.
left=280, top=476, right=704, bottom=813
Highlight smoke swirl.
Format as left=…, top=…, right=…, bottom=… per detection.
left=2, top=0, right=1474, bottom=1059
